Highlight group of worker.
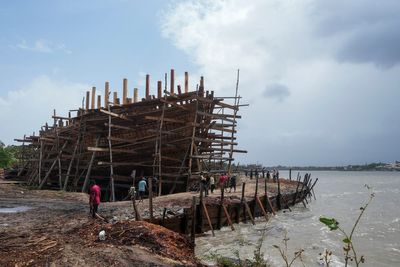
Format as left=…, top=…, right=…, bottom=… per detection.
left=199, top=172, right=238, bottom=197
left=245, top=168, right=280, bottom=182
left=88, top=176, right=159, bottom=219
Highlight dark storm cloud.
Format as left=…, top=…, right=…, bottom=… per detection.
left=310, top=0, right=400, bottom=67
left=263, top=83, right=290, bottom=102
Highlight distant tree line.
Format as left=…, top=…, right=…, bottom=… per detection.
left=0, top=141, right=22, bottom=168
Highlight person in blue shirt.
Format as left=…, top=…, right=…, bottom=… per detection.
left=138, top=177, right=147, bottom=202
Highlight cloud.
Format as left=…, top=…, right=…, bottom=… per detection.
left=14, top=39, right=72, bottom=54
left=263, top=83, right=290, bottom=102
left=309, top=0, right=400, bottom=67
left=161, top=0, right=400, bottom=165
left=0, top=76, right=89, bottom=144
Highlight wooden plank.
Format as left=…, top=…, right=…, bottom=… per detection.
left=202, top=202, right=215, bottom=236
left=222, top=204, right=235, bottom=231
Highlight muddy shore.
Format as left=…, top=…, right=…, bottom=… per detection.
left=0, top=176, right=300, bottom=266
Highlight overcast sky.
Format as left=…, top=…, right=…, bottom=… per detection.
left=0, top=0, right=399, bottom=166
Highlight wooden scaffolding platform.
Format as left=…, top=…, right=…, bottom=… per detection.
left=15, top=69, right=247, bottom=200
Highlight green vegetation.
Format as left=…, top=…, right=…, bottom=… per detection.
left=0, top=141, right=22, bottom=168
left=319, top=184, right=375, bottom=266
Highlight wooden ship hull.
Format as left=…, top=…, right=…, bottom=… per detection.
left=15, top=70, right=247, bottom=200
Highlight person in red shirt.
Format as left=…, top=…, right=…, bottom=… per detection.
left=89, top=180, right=101, bottom=218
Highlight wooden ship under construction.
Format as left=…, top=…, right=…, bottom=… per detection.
left=15, top=69, right=247, bottom=200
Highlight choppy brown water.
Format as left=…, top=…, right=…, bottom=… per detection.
left=196, top=171, right=400, bottom=267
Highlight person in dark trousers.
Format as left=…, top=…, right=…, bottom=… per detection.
left=138, top=177, right=147, bottom=202
left=229, top=175, right=237, bottom=193
left=152, top=176, right=158, bottom=196
left=200, top=173, right=208, bottom=196
left=89, top=180, right=101, bottom=218
left=266, top=170, right=271, bottom=180
left=210, top=175, right=215, bottom=193
left=262, top=168, right=265, bottom=178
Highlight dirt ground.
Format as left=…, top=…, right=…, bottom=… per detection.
left=0, top=181, right=200, bottom=267
left=0, top=176, right=299, bottom=267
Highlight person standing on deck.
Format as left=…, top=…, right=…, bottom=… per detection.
left=229, top=174, right=237, bottom=193
left=152, top=176, right=158, bottom=197
left=200, top=173, right=208, bottom=196
left=89, top=180, right=101, bottom=219
left=138, top=177, right=147, bottom=202
left=266, top=170, right=271, bottom=180
left=272, top=169, right=277, bottom=182
left=210, top=174, right=215, bottom=193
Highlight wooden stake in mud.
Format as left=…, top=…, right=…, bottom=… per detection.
left=240, top=182, right=247, bottom=223
left=217, top=185, right=224, bottom=229
left=202, top=202, right=215, bottom=236
left=244, top=201, right=255, bottom=225
left=292, top=175, right=301, bottom=205
left=276, top=174, right=282, bottom=210
left=222, top=204, right=235, bottom=231
left=256, top=196, right=269, bottom=221
left=253, top=174, right=259, bottom=216
left=289, top=169, right=292, bottom=180
left=130, top=187, right=141, bottom=221
left=149, top=177, right=153, bottom=221
left=191, top=196, right=196, bottom=244
left=197, top=183, right=204, bottom=233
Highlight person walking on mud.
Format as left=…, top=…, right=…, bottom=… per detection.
left=200, top=173, right=208, bottom=196
left=138, top=177, right=147, bottom=202
left=229, top=174, right=237, bottom=193
left=210, top=174, right=215, bottom=193
left=89, top=180, right=101, bottom=218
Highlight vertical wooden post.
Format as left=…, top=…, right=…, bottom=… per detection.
left=157, top=81, right=162, bottom=98
left=105, top=81, right=109, bottom=106
left=149, top=177, right=153, bottom=221
left=199, top=76, right=204, bottom=95
left=240, top=182, right=246, bottom=223
left=145, top=74, right=150, bottom=99
left=202, top=202, right=215, bottom=236
left=97, top=95, right=101, bottom=109
left=177, top=85, right=182, bottom=95
left=253, top=175, right=259, bottom=216
left=113, top=92, right=118, bottom=104
left=184, top=71, right=189, bottom=93
left=134, top=88, right=138, bottom=103
left=217, top=185, right=224, bottom=229
left=85, top=91, right=90, bottom=110
left=289, top=169, right=292, bottom=180
left=170, top=69, right=175, bottom=95
left=123, top=78, right=128, bottom=104
left=197, top=183, right=203, bottom=233
left=82, top=137, right=100, bottom=192
left=277, top=173, right=282, bottom=210
left=91, top=87, right=96, bottom=109
left=191, top=196, right=196, bottom=245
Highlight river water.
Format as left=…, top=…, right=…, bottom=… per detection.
left=195, top=171, right=400, bottom=266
